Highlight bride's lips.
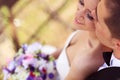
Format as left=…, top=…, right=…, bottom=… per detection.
left=74, top=17, right=84, bottom=25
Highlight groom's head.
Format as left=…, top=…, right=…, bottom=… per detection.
left=95, top=0, right=120, bottom=49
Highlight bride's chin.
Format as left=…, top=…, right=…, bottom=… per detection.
left=73, top=24, right=85, bottom=30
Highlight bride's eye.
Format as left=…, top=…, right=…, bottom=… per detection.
left=79, top=0, right=84, bottom=6
left=87, top=12, right=94, bottom=20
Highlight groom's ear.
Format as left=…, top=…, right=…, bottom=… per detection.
left=112, top=38, right=120, bottom=50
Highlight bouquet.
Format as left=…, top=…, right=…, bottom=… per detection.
left=3, top=42, right=59, bottom=80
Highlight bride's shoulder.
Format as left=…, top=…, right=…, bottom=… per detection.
left=70, top=30, right=89, bottom=45
left=73, top=30, right=89, bottom=40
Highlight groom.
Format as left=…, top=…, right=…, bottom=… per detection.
left=87, top=0, right=120, bottom=80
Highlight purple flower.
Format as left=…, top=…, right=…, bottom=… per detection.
left=22, top=44, right=28, bottom=54
left=5, top=61, right=16, bottom=74
left=29, top=64, right=35, bottom=72
left=4, top=67, right=16, bottom=74
left=40, top=73, right=47, bottom=80
left=15, top=55, right=24, bottom=66
left=53, top=61, right=56, bottom=70
left=26, top=76, right=34, bottom=80
left=37, top=53, right=49, bottom=61
left=48, top=72, right=54, bottom=79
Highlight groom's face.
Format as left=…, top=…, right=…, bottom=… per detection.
left=95, top=0, right=114, bottom=48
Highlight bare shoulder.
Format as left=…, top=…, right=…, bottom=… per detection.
left=70, top=30, right=89, bottom=44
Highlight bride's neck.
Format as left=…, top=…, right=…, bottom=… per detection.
left=88, top=31, right=97, bottom=41
left=87, top=31, right=99, bottom=48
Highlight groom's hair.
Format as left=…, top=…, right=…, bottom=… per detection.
left=104, top=0, right=120, bottom=39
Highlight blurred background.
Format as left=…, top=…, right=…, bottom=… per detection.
left=0, top=0, right=78, bottom=76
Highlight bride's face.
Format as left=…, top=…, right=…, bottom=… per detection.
left=74, top=0, right=99, bottom=31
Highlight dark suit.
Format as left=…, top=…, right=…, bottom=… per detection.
left=86, top=67, right=120, bottom=80
left=86, top=52, right=120, bottom=80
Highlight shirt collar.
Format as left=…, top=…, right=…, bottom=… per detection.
left=110, top=54, right=120, bottom=67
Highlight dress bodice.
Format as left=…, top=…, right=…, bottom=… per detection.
left=56, top=30, right=79, bottom=80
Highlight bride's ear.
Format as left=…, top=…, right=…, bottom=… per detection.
left=112, top=38, right=120, bottom=50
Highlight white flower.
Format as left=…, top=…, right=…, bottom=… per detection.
left=3, top=69, right=10, bottom=80
left=41, top=45, right=57, bottom=55
left=7, top=61, right=16, bottom=71
left=25, top=42, right=42, bottom=54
